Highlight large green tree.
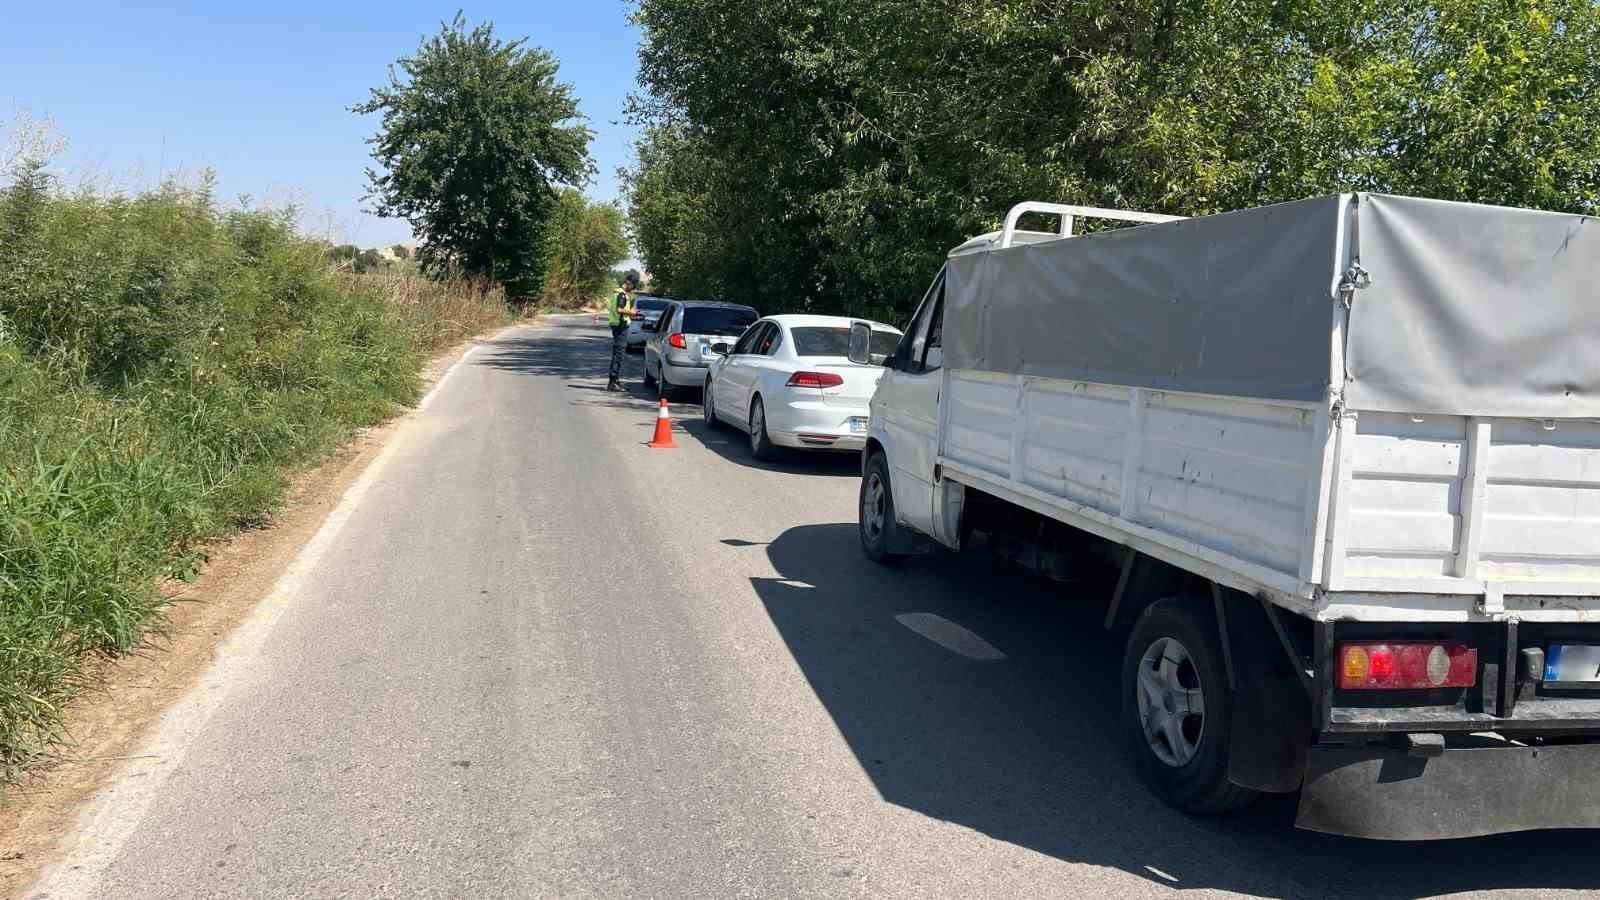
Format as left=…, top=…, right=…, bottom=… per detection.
left=626, top=0, right=1600, bottom=321
left=540, top=188, right=630, bottom=307
left=355, top=15, right=594, bottom=297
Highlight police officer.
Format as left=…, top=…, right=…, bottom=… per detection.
left=606, top=273, right=639, bottom=392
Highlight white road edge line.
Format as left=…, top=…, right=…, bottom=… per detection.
left=29, top=330, right=510, bottom=899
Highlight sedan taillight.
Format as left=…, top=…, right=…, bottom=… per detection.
left=1339, top=642, right=1478, bottom=690
left=668, top=333, right=686, bottom=349
left=787, top=371, right=844, bottom=389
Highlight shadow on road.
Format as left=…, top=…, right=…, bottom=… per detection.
left=475, top=321, right=621, bottom=381
left=677, top=418, right=861, bottom=479
left=745, top=522, right=1600, bottom=898
left=476, top=321, right=861, bottom=477
left=475, top=323, right=661, bottom=412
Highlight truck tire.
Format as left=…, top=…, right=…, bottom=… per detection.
left=859, top=452, right=902, bottom=565
left=1122, top=599, right=1258, bottom=815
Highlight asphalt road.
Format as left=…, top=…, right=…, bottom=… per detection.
left=32, top=317, right=1600, bottom=899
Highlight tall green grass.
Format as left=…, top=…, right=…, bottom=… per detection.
left=0, top=168, right=510, bottom=779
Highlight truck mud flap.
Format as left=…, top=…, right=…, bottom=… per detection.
left=1297, top=744, right=1600, bottom=840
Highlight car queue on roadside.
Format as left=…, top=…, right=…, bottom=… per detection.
left=625, top=294, right=902, bottom=461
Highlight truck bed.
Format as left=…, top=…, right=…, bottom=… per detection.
left=936, top=192, right=1600, bottom=625
left=938, top=369, right=1600, bottom=623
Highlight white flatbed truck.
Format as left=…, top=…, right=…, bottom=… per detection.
left=849, top=194, right=1600, bottom=840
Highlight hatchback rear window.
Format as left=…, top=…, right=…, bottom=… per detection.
left=792, top=326, right=901, bottom=362
left=682, top=307, right=758, bottom=336
left=635, top=298, right=669, bottom=312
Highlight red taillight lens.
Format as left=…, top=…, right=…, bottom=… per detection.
left=668, top=333, right=686, bottom=349
left=1338, top=642, right=1477, bottom=690
left=786, top=371, right=844, bottom=389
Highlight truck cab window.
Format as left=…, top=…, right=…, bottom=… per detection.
left=897, top=269, right=946, bottom=372
left=921, top=288, right=944, bottom=372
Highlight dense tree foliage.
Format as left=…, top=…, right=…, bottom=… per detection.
left=356, top=15, right=594, bottom=297
left=625, top=0, right=1600, bottom=321
left=540, top=188, right=630, bottom=306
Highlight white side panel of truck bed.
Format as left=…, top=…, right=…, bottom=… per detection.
left=941, top=370, right=1323, bottom=603
left=1332, top=412, right=1600, bottom=592
left=940, top=371, right=1600, bottom=621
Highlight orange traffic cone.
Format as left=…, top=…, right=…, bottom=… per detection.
left=647, top=397, right=677, bottom=448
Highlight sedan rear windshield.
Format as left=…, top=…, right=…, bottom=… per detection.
left=682, top=307, right=757, bottom=336
left=792, top=326, right=901, bottom=362
left=635, top=298, right=669, bottom=312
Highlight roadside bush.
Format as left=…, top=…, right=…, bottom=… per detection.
left=0, top=176, right=510, bottom=780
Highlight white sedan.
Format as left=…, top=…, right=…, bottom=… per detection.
left=703, top=314, right=903, bottom=460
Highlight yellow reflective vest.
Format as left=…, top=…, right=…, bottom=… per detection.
left=608, top=290, right=635, bottom=327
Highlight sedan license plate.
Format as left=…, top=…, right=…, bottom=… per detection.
left=849, top=416, right=868, bottom=434
left=1545, top=644, right=1600, bottom=686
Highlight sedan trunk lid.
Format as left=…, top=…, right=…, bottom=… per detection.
left=806, top=359, right=886, bottom=407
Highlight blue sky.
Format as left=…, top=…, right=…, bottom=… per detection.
left=1, top=2, right=642, bottom=248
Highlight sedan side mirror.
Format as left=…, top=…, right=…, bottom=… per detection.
left=847, top=321, right=873, bottom=366
left=710, top=342, right=731, bottom=356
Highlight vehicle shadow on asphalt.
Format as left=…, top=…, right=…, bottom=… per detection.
left=745, top=523, right=1600, bottom=898
left=677, top=418, right=861, bottom=479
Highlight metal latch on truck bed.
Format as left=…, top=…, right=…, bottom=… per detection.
left=1480, top=583, right=1506, bottom=615
left=1337, top=262, right=1371, bottom=308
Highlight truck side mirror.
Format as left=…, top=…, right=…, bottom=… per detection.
left=847, top=321, right=872, bottom=366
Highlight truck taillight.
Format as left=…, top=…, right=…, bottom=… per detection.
left=787, top=371, right=844, bottom=388
left=1339, top=642, right=1477, bottom=690
left=668, top=333, right=686, bottom=349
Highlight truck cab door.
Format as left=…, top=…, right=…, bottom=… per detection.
left=874, top=270, right=945, bottom=538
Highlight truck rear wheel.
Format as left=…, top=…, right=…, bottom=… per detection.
left=859, top=452, right=902, bottom=565
left=1121, top=599, right=1258, bottom=815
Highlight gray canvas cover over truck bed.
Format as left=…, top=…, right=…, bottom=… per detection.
left=944, top=193, right=1600, bottom=418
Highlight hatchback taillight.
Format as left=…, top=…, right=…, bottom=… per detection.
left=787, top=371, right=844, bottom=388
left=1338, top=642, right=1478, bottom=690
left=668, top=333, right=686, bottom=349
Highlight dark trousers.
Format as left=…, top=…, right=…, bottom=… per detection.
left=609, top=325, right=628, bottom=382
